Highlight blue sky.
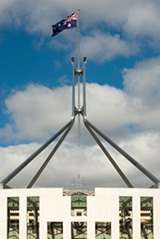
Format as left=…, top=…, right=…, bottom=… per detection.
left=0, top=0, right=160, bottom=189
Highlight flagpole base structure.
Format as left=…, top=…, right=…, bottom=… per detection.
left=1, top=56, right=160, bottom=189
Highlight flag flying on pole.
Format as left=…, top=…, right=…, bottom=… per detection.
left=52, top=12, right=78, bottom=37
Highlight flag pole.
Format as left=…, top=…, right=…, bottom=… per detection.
left=77, top=9, right=81, bottom=71
left=77, top=9, right=81, bottom=137
left=77, top=9, right=81, bottom=109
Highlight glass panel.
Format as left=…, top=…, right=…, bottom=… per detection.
left=140, top=197, right=153, bottom=239
left=119, top=196, right=132, bottom=239
left=7, top=197, right=19, bottom=239
left=47, top=222, right=63, bottom=239
left=27, top=196, right=39, bottom=239
left=71, top=222, right=87, bottom=239
left=95, top=222, right=111, bottom=238
left=71, top=191, right=87, bottom=216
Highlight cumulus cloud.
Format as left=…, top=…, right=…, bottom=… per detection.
left=123, top=57, right=160, bottom=102
left=1, top=80, right=159, bottom=144
left=122, top=57, right=160, bottom=131
left=80, top=31, right=138, bottom=62
left=124, top=1, right=160, bottom=38
left=1, top=84, right=72, bottom=142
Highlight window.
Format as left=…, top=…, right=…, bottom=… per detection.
left=71, top=191, right=87, bottom=216
left=27, top=196, right=39, bottom=239
left=47, top=222, right=63, bottom=239
left=76, top=212, right=82, bottom=216
left=119, top=196, right=132, bottom=239
left=140, top=197, right=153, bottom=238
left=71, top=222, right=87, bottom=239
left=7, top=197, right=19, bottom=239
left=95, top=222, right=111, bottom=238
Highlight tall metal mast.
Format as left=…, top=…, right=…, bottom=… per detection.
left=1, top=11, right=160, bottom=189
left=77, top=9, right=81, bottom=136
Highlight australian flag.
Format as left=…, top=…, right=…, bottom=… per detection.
left=52, top=12, right=78, bottom=37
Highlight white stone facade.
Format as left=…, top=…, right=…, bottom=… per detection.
left=0, top=187, right=160, bottom=238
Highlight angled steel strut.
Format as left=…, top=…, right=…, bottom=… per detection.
left=1, top=118, right=74, bottom=187
left=27, top=119, right=74, bottom=188
left=84, top=121, right=133, bottom=188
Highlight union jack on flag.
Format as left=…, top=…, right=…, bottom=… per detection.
left=52, top=11, right=78, bottom=37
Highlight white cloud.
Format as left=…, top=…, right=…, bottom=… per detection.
left=80, top=31, right=138, bottom=62
left=123, top=57, right=160, bottom=131
left=120, top=58, right=160, bottom=131
left=1, top=83, right=128, bottom=143
left=123, top=57, right=160, bottom=101
left=2, top=84, right=72, bottom=141
left=124, top=1, right=160, bottom=38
